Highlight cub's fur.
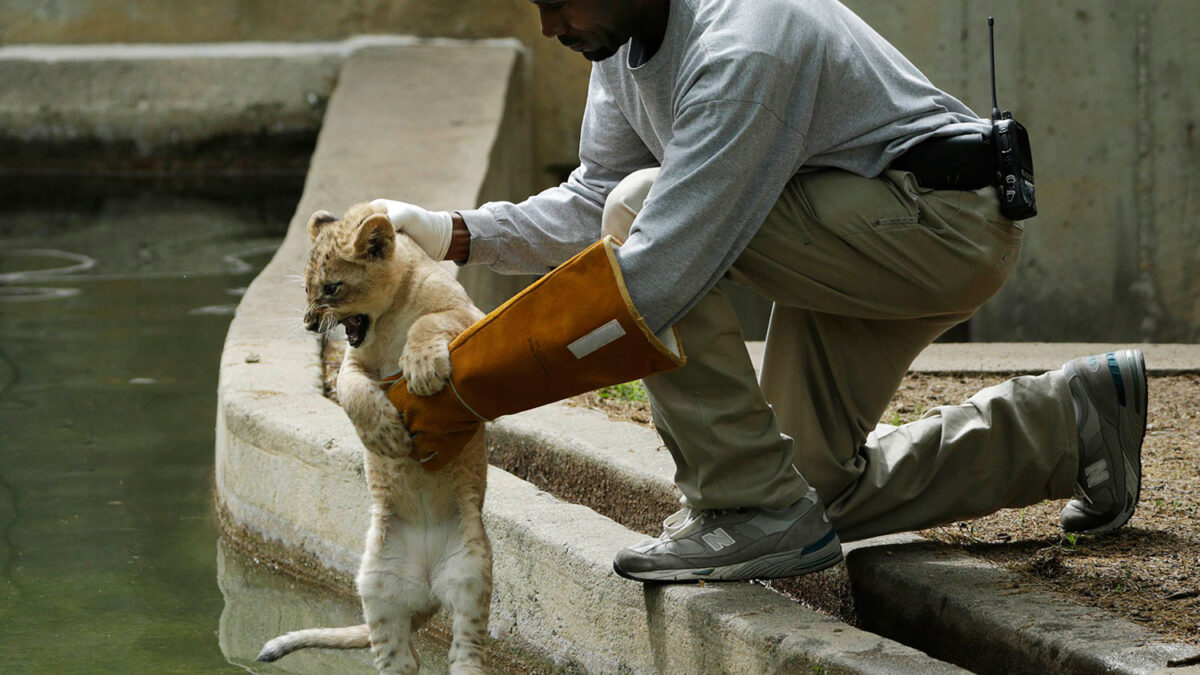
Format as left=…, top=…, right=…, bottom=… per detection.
left=257, top=203, right=490, bottom=674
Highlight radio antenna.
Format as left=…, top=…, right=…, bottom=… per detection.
left=988, top=16, right=1001, bottom=122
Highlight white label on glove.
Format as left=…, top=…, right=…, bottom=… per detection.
left=568, top=319, right=626, bottom=359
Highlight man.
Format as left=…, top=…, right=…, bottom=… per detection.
left=373, top=0, right=1147, bottom=583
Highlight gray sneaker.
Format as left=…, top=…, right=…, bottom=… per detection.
left=612, top=488, right=842, bottom=582
left=1060, top=349, right=1148, bottom=534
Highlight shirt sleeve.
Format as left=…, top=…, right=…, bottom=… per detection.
left=458, top=66, right=658, bottom=275
left=615, top=96, right=808, bottom=333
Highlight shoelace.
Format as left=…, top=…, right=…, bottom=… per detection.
left=1073, top=484, right=1090, bottom=503
left=660, top=507, right=750, bottom=540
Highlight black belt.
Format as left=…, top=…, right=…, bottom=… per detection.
left=890, top=133, right=994, bottom=190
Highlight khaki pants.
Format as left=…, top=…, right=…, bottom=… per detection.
left=602, top=167, right=1079, bottom=542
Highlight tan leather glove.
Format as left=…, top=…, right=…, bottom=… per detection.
left=380, top=236, right=684, bottom=471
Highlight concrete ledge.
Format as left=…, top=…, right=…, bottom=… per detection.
left=845, top=536, right=1200, bottom=675
left=903, top=343, right=1200, bottom=374
left=0, top=36, right=516, bottom=173
left=746, top=342, right=1200, bottom=375
left=485, top=468, right=966, bottom=674
left=488, top=403, right=680, bottom=536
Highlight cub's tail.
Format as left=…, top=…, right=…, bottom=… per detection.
left=256, top=623, right=370, bottom=662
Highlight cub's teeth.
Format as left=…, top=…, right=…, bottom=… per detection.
left=338, top=314, right=370, bottom=347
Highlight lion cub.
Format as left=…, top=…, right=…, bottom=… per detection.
left=257, top=203, right=491, bottom=674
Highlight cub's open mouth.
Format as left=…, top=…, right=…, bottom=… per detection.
left=340, top=314, right=370, bottom=348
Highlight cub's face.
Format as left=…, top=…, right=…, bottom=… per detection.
left=302, top=206, right=396, bottom=348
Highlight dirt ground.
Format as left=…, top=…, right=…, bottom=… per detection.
left=574, top=372, right=1200, bottom=646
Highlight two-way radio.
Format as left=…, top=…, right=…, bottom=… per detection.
left=988, top=17, right=1037, bottom=220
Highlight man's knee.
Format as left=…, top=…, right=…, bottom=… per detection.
left=602, top=167, right=660, bottom=243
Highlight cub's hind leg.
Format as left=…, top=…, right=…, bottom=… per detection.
left=358, top=513, right=435, bottom=675
left=433, top=516, right=493, bottom=674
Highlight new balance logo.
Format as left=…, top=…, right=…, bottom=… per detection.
left=701, top=528, right=735, bottom=552
left=1084, top=459, right=1110, bottom=488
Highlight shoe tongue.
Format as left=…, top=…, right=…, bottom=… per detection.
left=661, top=507, right=692, bottom=536
left=668, top=510, right=708, bottom=539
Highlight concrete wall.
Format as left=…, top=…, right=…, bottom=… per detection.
left=0, top=42, right=345, bottom=173
left=5, top=0, right=1198, bottom=341
left=0, top=0, right=589, bottom=189
left=846, top=1, right=1200, bottom=343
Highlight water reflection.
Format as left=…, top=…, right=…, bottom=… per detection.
left=0, top=286, right=82, bottom=302
left=0, top=248, right=97, bottom=280
left=216, top=542, right=375, bottom=674
left=0, top=181, right=296, bottom=672
left=0, top=180, right=520, bottom=674
left=216, top=541, right=517, bottom=674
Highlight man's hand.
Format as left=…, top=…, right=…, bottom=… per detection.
left=370, top=198, right=454, bottom=261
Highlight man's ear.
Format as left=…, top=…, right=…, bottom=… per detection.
left=306, top=210, right=338, bottom=242
left=350, top=213, right=396, bottom=261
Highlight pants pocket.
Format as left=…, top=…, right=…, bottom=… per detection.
left=787, top=169, right=923, bottom=241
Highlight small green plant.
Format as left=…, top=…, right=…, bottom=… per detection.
left=887, top=410, right=902, bottom=426
left=1059, top=532, right=1079, bottom=552
left=596, top=380, right=648, bottom=403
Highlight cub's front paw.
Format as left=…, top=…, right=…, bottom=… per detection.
left=400, top=345, right=451, bottom=396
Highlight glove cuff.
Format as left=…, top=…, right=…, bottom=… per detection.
left=426, top=211, right=454, bottom=261
left=368, top=198, right=454, bottom=261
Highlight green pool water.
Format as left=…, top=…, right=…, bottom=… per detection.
left=0, top=180, right=413, bottom=673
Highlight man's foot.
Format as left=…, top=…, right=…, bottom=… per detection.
left=612, top=488, right=842, bottom=582
left=1059, top=349, right=1148, bottom=535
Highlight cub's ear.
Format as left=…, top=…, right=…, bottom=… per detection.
left=306, top=210, right=339, bottom=242
left=350, top=213, right=396, bottom=261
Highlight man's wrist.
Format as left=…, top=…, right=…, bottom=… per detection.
left=446, top=213, right=471, bottom=262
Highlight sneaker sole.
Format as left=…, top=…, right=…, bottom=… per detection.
left=612, top=529, right=843, bottom=583
left=1065, top=349, right=1147, bottom=535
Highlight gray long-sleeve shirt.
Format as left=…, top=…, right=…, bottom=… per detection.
left=458, top=0, right=988, bottom=333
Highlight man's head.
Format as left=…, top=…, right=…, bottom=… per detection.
left=531, top=0, right=665, bottom=62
